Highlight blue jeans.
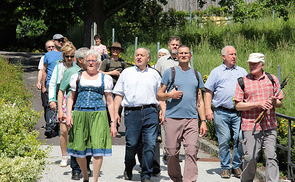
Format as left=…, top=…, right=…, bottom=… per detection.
left=124, top=107, right=158, bottom=180
left=214, top=108, right=243, bottom=170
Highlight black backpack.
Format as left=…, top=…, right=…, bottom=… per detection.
left=238, top=72, right=275, bottom=91
left=167, top=67, right=200, bottom=91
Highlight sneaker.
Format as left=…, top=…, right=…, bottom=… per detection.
left=232, top=167, right=242, bottom=178
left=124, top=170, right=132, bottom=180
left=71, top=172, right=81, bottom=180
left=116, top=132, right=122, bottom=138
left=44, top=130, right=52, bottom=138
left=60, top=156, right=68, bottom=167
left=157, top=136, right=162, bottom=143
left=221, top=169, right=231, bottom=178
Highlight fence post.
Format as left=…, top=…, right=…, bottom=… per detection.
left=112, top=28, right=115, bottom=44
left=191, top=51, right=194, bottom=69
left=288, top=119, right=291, bottom=179
left=157, top=42, right=160, bottom=59
left=189, top=7, right=192, bottom=27
left=91, top=22, right=97, bottom=46
left=134, top=37, right=138, bottom=54
left=277, top=65, right=281, bottom=83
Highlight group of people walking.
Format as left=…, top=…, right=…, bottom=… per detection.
left=36, top=34, right=283, bottom=182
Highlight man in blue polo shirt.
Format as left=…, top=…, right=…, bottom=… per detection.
left=42, top=33, right=64, bottom=138
left=204, top=45, right=247, bottom=179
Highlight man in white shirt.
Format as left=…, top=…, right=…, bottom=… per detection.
left=113, top=48, right=164, bottom=182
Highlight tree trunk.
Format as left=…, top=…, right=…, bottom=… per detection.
left=83, top=0, right=105, bottom=47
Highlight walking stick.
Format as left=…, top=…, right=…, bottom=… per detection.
left=252, top=73, right=291, bottom=135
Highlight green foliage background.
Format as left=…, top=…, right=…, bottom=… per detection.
left=0, top=58, right=50, bottom=181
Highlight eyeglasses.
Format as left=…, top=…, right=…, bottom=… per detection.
left=55, top=39, right=64, bottom=43
left=65, top=55, right=74, bottom=58
left=86, top=60, right=97, bottom=63
left=112, top=48, right=120, bottom=51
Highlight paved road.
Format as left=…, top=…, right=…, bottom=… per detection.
left=2, top=51, right=250, bottom=181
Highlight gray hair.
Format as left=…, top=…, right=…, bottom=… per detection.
left=221, top=45, right=235, bottom=56
left=158, top=48, right=169, bottom=55
left=85, top=50, right=102, bottom=64
left=135, top=47, right=151, bottom=60
left=75, top=47, right=89, bottom=60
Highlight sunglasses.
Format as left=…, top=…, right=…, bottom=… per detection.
left=55, top=39, right=64, bottom=43
left=65, top=55, right=74, bottom=58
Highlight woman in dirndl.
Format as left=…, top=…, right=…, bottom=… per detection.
left=66, top=50, right=117, bottom=182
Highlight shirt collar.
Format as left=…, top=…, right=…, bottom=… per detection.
left=135, top=65, right=148, bottom=72
left=222, top=63, right=237, bottom=71
left=168, top=56, right=178, bottom=61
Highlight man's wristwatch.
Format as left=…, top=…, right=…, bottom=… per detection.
left=201, top=120, right=207, bottom=123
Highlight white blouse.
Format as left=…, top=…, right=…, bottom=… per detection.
left=70, top=72, right=113, bottom=92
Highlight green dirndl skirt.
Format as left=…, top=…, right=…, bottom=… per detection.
left=67, top=110, right=112, bottom=157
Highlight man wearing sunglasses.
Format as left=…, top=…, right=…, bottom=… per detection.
left=42, top=33, right=65, bottom=138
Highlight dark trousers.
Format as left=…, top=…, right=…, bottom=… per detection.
left=42, top=85, right=57, bottom=133
left=71, top=156, right=92, bottom=173
left=138, top=137, right=161, bottom=174
left=124, top=107, right=158, bottom=180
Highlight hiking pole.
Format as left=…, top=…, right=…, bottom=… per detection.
left=252, top=73, right=291, bottom=135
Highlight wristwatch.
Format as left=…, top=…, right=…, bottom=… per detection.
left=201, top=120, right=207, bottom=123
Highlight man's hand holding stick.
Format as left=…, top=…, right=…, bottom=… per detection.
left=252, top=73, right=291, bottom=135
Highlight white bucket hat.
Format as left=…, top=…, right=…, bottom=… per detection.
left=247, top=53, right=265, bottom=63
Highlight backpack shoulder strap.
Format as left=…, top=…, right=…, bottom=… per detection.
left=73, top=70, right=83, bottom=108
left=148, top=64, right=162, bottom=77
left=237, top=77, right=244, bottom=91
left=265, top=72, right=275, bottom=87
left=105, top=58, right=111, bottom=72
left=119, top=58, right=126, bottom=70
left=168, top=67, right=176, bottom=91
left=76, top=70, right=83, bottom=90
left=193, top=69, right=200, bottom=89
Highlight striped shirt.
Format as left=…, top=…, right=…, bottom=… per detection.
left=234, top=72, right=283, bottom=131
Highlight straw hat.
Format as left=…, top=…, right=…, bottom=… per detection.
left=108, top=42, right=124, bottom=52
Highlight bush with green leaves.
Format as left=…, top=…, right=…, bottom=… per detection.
left=0, top=57, right=50, bottom=181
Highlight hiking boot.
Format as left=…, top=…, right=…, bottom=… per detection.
left=221, top=169, right=231, bottom=178
left=232, top=167, right=242, bottom=178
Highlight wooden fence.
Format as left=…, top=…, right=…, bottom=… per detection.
left=162, top=0, right=256, bottom=12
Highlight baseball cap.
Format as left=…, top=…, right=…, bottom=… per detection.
left=53, top=34, right=64, bottom=40
left=247, top=53, right=265, bottom=63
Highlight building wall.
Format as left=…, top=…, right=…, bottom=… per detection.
left=162, top=0, right=256, bottom=12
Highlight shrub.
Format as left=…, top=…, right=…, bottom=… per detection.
left=0, top=57, right=50, bottom=181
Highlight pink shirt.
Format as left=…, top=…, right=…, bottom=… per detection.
left=90, top=44, right=108, bottom=55
left=234, top=72, right=283, bottom=131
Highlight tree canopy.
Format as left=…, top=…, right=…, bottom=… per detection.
left=0, top=0, right=292, bottom=50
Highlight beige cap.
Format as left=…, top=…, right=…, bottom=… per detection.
left=247, top=53, right=265, bottom=63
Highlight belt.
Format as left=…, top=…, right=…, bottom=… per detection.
left=216, top=106, right=237, bottom=113
left=125, top=104, right=157, bottom=111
